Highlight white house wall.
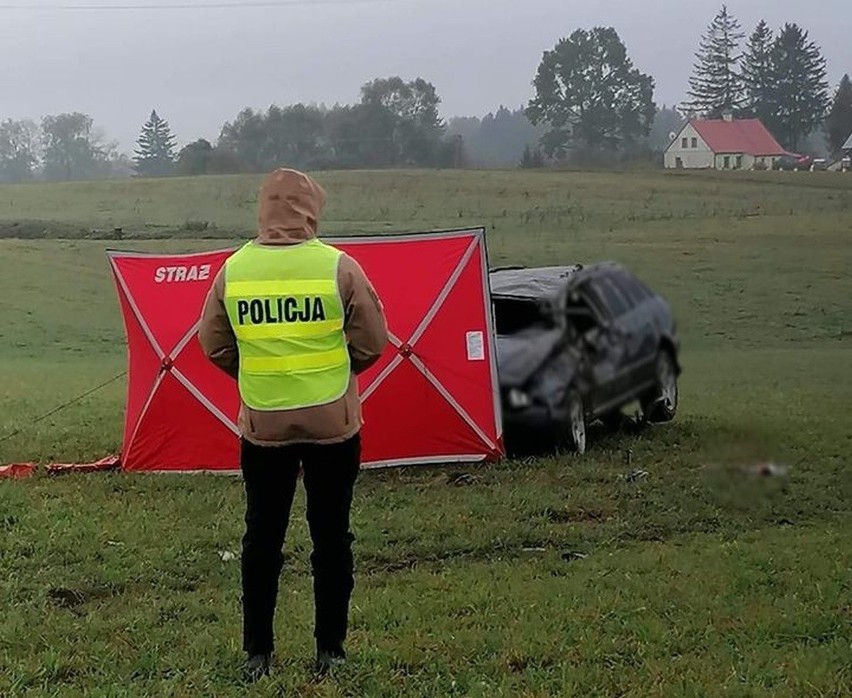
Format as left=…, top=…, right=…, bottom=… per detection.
left=664, top=123, right=714, bottom=169
left=714, top=153, right=756, bottom=170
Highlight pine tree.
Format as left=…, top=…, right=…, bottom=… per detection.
left=134, top=110, right=177, bottom=177
left=765, top=24, right=829, bottom=151
left=826, top=74, right=852, bottom=154
left=683, top=5, right=745, bottom=118
left=741, top=21, right=776, bottom=123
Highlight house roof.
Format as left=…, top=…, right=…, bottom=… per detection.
left=690, top=118, right=787, bottom=157
left=843, top=133, right=852, bottom=151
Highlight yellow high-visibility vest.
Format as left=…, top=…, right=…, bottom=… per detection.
left=223, top=239, right=350, bottom=411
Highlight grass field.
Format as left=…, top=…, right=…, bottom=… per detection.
left=1, top=169, right=850, bottom=696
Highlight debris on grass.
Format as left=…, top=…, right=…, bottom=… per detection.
left=46, top=456, right=120, bottom=475
left=448, top=473, right=477, bottom=486
left=219, top=550, right=238, bottom=562
left=48, top=587, right=86, bottom=609
left=745, top=462, right=790, bottom=478
left=561, top=551, right=588, bottom=563
left=0, top=463, right=36, bottom=479
left=544, top=507, right=609, bottom=524
left=621, top=469, right=649, bottom=483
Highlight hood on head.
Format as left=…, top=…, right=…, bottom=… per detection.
left=257, top=168, right=327, bottom=244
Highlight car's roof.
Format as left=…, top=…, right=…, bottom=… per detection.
left=489, top=266, right=583, bottom=300
left=489, top=263, right=627, bottom=300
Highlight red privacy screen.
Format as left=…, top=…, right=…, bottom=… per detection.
left=108, top=229, right=504, bottom=472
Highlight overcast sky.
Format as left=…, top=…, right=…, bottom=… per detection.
left=1, top=0, right=849, bottom=151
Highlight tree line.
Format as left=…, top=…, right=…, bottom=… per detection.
left=0, top=113, right=133, bottom=183
left=523, top=6, right=850, bottom=161
left=682, top=5, right=849, bottom=152
left=1, top=4, right=850, bottom=183
left=0, top=77, right=459, bottom=183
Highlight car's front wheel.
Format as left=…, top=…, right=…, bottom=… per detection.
left=560, top=389, right=587, bottom=454
left=642, top=351, right=678, bottom=423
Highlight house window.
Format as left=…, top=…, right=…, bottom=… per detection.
left=691, top=138, right=698, bottom=148
left=736, top=155, right=743, bottom=169
left=682, top=137, right=688, bottom=148
left=723, top=156, right=731, bottom=169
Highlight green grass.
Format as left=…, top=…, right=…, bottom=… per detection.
left=0, top=169, right=850, bottom=696
left=1, top=169, right=851, bottom=241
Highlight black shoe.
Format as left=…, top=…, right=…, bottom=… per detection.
left=315, top=649, right=346, bottom=675
left=244, top=653, right=271, bottom=682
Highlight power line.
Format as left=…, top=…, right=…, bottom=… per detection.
left=0, top=0, right=395, bottom=10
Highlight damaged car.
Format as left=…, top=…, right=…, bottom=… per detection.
left=490, top=263, right=681, bottom=454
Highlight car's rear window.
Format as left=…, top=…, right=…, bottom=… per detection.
left=493, top=298, right=552, bottom=335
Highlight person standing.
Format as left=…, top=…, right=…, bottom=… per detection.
left=199, top=168, right=388, bottom=680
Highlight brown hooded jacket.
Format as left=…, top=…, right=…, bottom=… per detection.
left=198, top=169, right=389, bottom=446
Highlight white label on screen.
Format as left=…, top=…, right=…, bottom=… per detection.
left=466, top=331, right=485, bottom=361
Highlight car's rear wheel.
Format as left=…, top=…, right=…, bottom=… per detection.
left=642, top=351, right=678, bottom=423
left=560, top=389, right=587, bottom=454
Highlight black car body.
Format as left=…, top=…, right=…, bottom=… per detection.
left=490, top=263, right=681, bottom=452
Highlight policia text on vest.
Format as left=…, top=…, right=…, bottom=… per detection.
left=236, top=296, right=328, bottom=326
left=223, top=239, right=351, bottom=412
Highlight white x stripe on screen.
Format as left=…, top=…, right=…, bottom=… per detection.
left=111, top=259, right=240, bottom=438
left=358, top=237, right=494, bottom=449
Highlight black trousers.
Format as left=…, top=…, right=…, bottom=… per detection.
left=239, top=435, right=360, bottom=657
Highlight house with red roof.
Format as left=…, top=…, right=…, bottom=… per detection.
left=664, top=114, right=788, bottom=170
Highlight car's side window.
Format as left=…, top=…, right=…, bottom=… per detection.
left=612, top=272, right=649, bottom=308
left=564, top=288, right=599, bottom=335
left=591, top=276, right=630, bottom=318
left=630, top=274, right=654, bottom=301
left=573, top=282, right=609, bottom=323
left=604, top=275, right=636, bottom=313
